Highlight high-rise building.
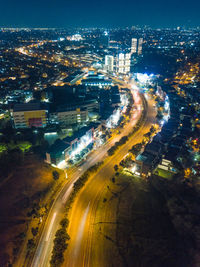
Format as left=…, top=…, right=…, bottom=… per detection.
left=138, top=38, right=143, bottom=55
left=124, top=53, right=131, bottom=73
left=105, top=55, right=114, bottom=72
left=116, top=53, right=131, bottom=74
left=131, top=38, right=138, bottom=54
left=131, top=38, right=143, bottom=55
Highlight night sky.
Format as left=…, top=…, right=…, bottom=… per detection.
left=1, top=0, right=200, bottom=28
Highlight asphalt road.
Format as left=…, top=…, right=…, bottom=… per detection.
left=23, top=84, right=155, bottom=267
left=63, top=96, right=156, bottom=267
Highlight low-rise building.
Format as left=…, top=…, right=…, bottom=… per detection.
left=46, top=139, right=71, bottom=165
left=135, top=151, right=159, bottom=176
left=12, top=102, right=48, bottom=128
left=49, top=100, right=99, bottom=127
left=56, top=108, right=88, bottom=127
left=82, top=73, right=113, bottom=87
left=46, top=123, right=102, bottom=165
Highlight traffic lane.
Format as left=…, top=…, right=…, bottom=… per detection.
left=30, top=89, right=145, bottom=267
left=65, top=124, right=155, bottom=267
left=64, top=100, right=156, bottom=266
left=30, top=117, right=139, bottom=267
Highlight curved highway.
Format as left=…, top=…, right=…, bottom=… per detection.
left=16, top=83, right=143, bottom=267
left=64, top=96, right=156, bottom=267
left=18, top=82, right=156, bottom=267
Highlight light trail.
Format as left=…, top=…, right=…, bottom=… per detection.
left=45, top=212, right=57, bottom=242
left=62, top=183, right=74, bottom=204
left=71, top=202, right=91, bottom=266
left=27, top=78, right=153, bottom=267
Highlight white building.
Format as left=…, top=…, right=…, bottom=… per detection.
left=105, top=55, right=114, bottom=72
left=131, top=38, right=138, bottom=54
left=116, top=53, right=131, bottom=74
left=131, top=38, right=143, bottom=55
left=138, top=38, right=143, bottom=55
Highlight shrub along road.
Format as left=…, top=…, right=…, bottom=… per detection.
left=63, top=97, right=156, bottom=267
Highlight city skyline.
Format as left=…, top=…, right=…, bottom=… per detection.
left=1, top=0, right=200, bottom=28
left=1, top=4, right=200, bottom=266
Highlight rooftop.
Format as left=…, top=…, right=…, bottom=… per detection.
left=48, top=139, right=70, bottom=156
left=13, top=102, right=47, bottom=112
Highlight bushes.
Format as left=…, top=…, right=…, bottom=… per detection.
left=52, top=170, right=60, bottom=181
left=50, top=161, right=103, bottom=266
left=114, top=165, right=119, bottom=172
left=27, top=239, right=35, bottom=252
left=73, top=162, right=103, bottom=192
left=107, top=146, right=116, bottom=156
left=107, top=108, right=146, bottom=157
left=73, top=173, right=89, bottom=191
left=31, top=227, right=39, bottom=237
left=60, top=218, right=69, bottom=228
left=120, top=156, right=134, bottom=168
left=107, top=136, right=129, bottom=156
left=129, top=143, right=143, bottom=156
left=50, top=226, right=70, bottom=267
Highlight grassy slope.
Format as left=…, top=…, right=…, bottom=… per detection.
left=0, top=154, right=65, bottom=267
left=93, top=171, right=190, bottom=267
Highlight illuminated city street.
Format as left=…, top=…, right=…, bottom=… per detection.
left=64, top=98, right=156, bottom=267
left=27, top=80, right=155, bottom=267
left=1, top=6, right=200, bottom=266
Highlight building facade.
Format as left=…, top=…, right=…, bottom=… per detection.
left=56, top=108, right=88, bottom=127
left=46, top=123, right=102, bottom=165
left=12, top=103, right=48, bottom=128
left=49, top=100, right=99, bottom=127
left=131, top=38, right=138, bottom=54
left=131, top=38, right=143, bottom=55
left=138, top=38, right=143, bottom=55
left=105, top=55, right=114, bottom=72
left=116, top=53, right=131, bottom=74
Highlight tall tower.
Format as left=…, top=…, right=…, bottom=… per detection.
left=117, top=53, right=125, bottom=74
left=105, top=55, right=114, bottom=72
left=138, top=38, right=143, bottom=55
left=131, top=38, right=138, bottom=54
left=124, top=53, right=131, bottom=73
left=131, top=38, right=143, bottom=55
left=116, top=53, right=130, bottom=74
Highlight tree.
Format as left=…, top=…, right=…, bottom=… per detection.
left=129, top=143, right=142, bottom=156
left=112, top=177, right=116, bottom=183
left=143, top=132, right=151, bottom=139
left=114, top=165, right=119, bottom=172
left=27, top=239, right=35, bottom=251
left=156, top=110, right=164, bottom=120
left=60, top=218, right=69, bottom=228
left=150, top=125, right=156, bottom=134
left=31, top=227, right=39, bottom=237
left=52, top=170, right=60, bottom=181
left=50, top=227, right=70, bottom=267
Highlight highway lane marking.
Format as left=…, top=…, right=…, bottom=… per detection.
left=32, top=95, right=154, bottom=267
left=72, top=202, right=91, bottom=262
left=31, top=241, right=43, bottom=267
left=45, top=212, right=57, bottom=242
left=62, top=183, right=74, bottom=204
left=35, top=213, right=57, bottom=267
